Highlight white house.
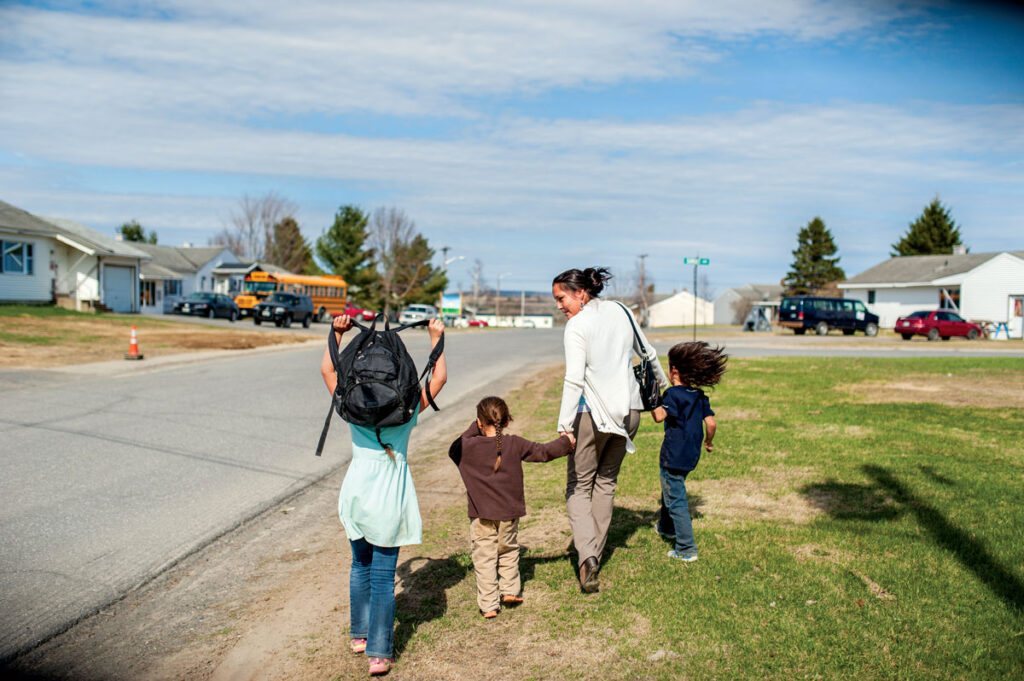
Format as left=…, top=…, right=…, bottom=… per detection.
left=713, top=284, right=784, bottom=325
left=648, top=290, right=713, bottom=328
left=839, top=251, right=1024, bottom=335
left=0, top=200, right=151, bottom=313
left=133, top=243, right=240, bottom=313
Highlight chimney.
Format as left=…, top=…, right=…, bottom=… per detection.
left=952, top=245, right=967, bottom=255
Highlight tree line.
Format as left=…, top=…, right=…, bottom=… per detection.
left=118, top=192, right=446, bottom=316
left=784, top=196, right=966, bottom=295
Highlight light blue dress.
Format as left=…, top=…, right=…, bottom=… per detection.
left=338, top=407, right=422, bottom=547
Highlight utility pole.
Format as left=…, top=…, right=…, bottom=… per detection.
left=496, top=272, right=511, bottom=326
left=638, top=253, right=648, bottom=325
left=683, top=257, right=710, bottom=340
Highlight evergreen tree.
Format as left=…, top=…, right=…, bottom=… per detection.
left=315, top=205, right=378, bottom=303
left=891, top=197, right=965, bottom=256
left=118, top=220, right=157, bottom=244
left=784, top=217, right=845, bottom=295
left=265, top=217, right=314, bottom=274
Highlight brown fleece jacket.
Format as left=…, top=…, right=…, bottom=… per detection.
left=448, top=421, right=572, bottom=521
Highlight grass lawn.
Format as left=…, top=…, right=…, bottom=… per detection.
left=394, top=357, right=1024, bottom=680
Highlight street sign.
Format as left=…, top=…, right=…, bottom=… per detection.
left=684, top=257, right=710, bottom=265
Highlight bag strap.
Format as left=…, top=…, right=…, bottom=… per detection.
left=615, top=301, right=651, bottom=361
left=392, top=317, right=445, bottom=412
left=316, top=319, right=374, bottom=457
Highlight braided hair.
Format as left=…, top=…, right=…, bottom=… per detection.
left=476, top=396, right=513, bottom=472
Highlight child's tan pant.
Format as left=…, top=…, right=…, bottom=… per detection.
left=470, top=517, right=520, bottom=613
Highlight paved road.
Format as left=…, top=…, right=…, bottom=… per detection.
left=0, top=328, right=563, bottom=661
left=2, top=324, right=1021, bottom=660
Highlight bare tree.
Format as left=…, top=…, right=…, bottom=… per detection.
left=699, top=271, right=713, bottom=301
left=211, top=192, right=298, bottom=262
left=369, top=207, right=446, bottom=317
left=470, top=258, right=484, bottom=312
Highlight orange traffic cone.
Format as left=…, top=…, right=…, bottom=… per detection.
left=124, top=324, right=144, bottom=360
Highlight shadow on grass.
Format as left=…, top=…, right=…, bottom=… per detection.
left=393, top=555, right=469, bottom=658
left=802, top=464, right=1024, bottom=614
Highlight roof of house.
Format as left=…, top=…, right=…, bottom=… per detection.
left=0, top=199, right=59, bottom=235
left=132, top=243, right=237, bottom=274
left=714, top=283, right=784, bottom=302
left=211, top=261, right=291, bottom=276
left=140, top=262, right=182, bottom=279
left=40, top=216, right=152, bottom=260
left=842, top=251, right=1024, bottom=286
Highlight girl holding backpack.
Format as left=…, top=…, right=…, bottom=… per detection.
left=319, top=314, right=447, bottom=677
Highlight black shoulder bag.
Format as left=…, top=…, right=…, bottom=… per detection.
left=616, top=302, right=661, bottom=411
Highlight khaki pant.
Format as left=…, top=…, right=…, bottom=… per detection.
left=470, top=517, right=520, bottom=613
left=566, top=410, right=641, bottom=564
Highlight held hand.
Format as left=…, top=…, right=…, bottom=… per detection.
left=704, top=440, right=714, bottom=452
left=428, top=317, right=445, bottom=342
left=332, top=314, right=353, bottom=334
left=567, top=432, right=576, bottom=449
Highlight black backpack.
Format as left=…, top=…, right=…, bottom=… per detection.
left=315, top=314, right=444, bottom=457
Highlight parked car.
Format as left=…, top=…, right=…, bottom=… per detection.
left=173, top=292, right=240, bottom=321
left=253, top=292, right=315, bottom=328
left=452, top=315, right=488, bottom=328
left=895, top=310, right=982, bottom=341
left=779, top=296, right=879, bottom=336
left=398, top=304, right=438, bottom=326
left=342, top=302, right=376, bottom=322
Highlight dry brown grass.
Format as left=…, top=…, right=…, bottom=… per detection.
left=0, top=315, right=308, bottom=368
left=687, top=466, right=823, bottom=526
left=842, top=373, right=1024, bottom=409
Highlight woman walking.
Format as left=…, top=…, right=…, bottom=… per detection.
left=552, top=267, right=668, bottom=593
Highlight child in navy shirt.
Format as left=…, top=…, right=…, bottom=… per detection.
left=652, top=341, right=728, bottom=562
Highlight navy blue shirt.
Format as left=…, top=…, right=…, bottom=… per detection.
left=660, top=386, right=714, bottom=472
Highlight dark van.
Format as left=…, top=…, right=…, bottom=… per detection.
left=779, top=296, right=879, bottom=336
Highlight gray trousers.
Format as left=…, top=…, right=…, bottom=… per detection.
left=566, top=409, right=641, bottom=564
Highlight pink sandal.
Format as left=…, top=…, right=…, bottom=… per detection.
left=350, top=638, right=367, bottom=654
left=368, top=657, right=392, bottom=675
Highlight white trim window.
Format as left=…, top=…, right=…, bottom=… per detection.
left=1, top=240, right=34, bottom=275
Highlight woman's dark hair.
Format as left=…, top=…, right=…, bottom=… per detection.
left=477, top=396, right=513, bottom=472
left=667, top=342, right=728, bottom=390
left=552, top=267, right=612, bottom=298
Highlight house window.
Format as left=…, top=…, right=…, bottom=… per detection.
left=201, top=276, right=207, bottom=290
left=940, top=287, right=960, bottom=310
left=1, top=241, right=33, bottom=275
left=867, top=290, right=876, bottom=304
left=164, top=280, right=181, bottom=296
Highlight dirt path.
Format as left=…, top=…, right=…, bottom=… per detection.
left=8, top=363, right=561, bottom=681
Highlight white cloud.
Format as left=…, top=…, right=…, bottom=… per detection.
left=0, top=0, right=1017, bottom=289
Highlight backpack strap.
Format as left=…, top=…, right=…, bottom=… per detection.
left=393, top=318, right=445, bottom=412
left=315, top=319, right=373, bottom=457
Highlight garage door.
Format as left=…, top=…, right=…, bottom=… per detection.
left=103, top=265, right=135, bottom=313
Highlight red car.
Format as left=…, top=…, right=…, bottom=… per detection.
left=895, top=310, right=982, bottom=341
left=340, top=303, right=376, bottom=321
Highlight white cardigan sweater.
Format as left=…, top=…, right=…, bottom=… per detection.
left=557, top=298, right=669, bottom=452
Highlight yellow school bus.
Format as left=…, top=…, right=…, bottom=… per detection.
left=235, top=271, right=347, bottom=321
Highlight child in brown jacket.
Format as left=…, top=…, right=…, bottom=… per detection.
left=449, top=396, right=574, bottom=618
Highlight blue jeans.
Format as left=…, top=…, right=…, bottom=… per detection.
left=658, top=468, right=696, bottom=557
left=350, top=538, right=400, bottom=659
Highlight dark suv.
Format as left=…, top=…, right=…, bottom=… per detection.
left=779, top=296, right=879, bottom=336
left=253, top=292, right=315, bottom=328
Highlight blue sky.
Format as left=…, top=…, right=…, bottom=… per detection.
left=1, top=0, right=1022, bottom=296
